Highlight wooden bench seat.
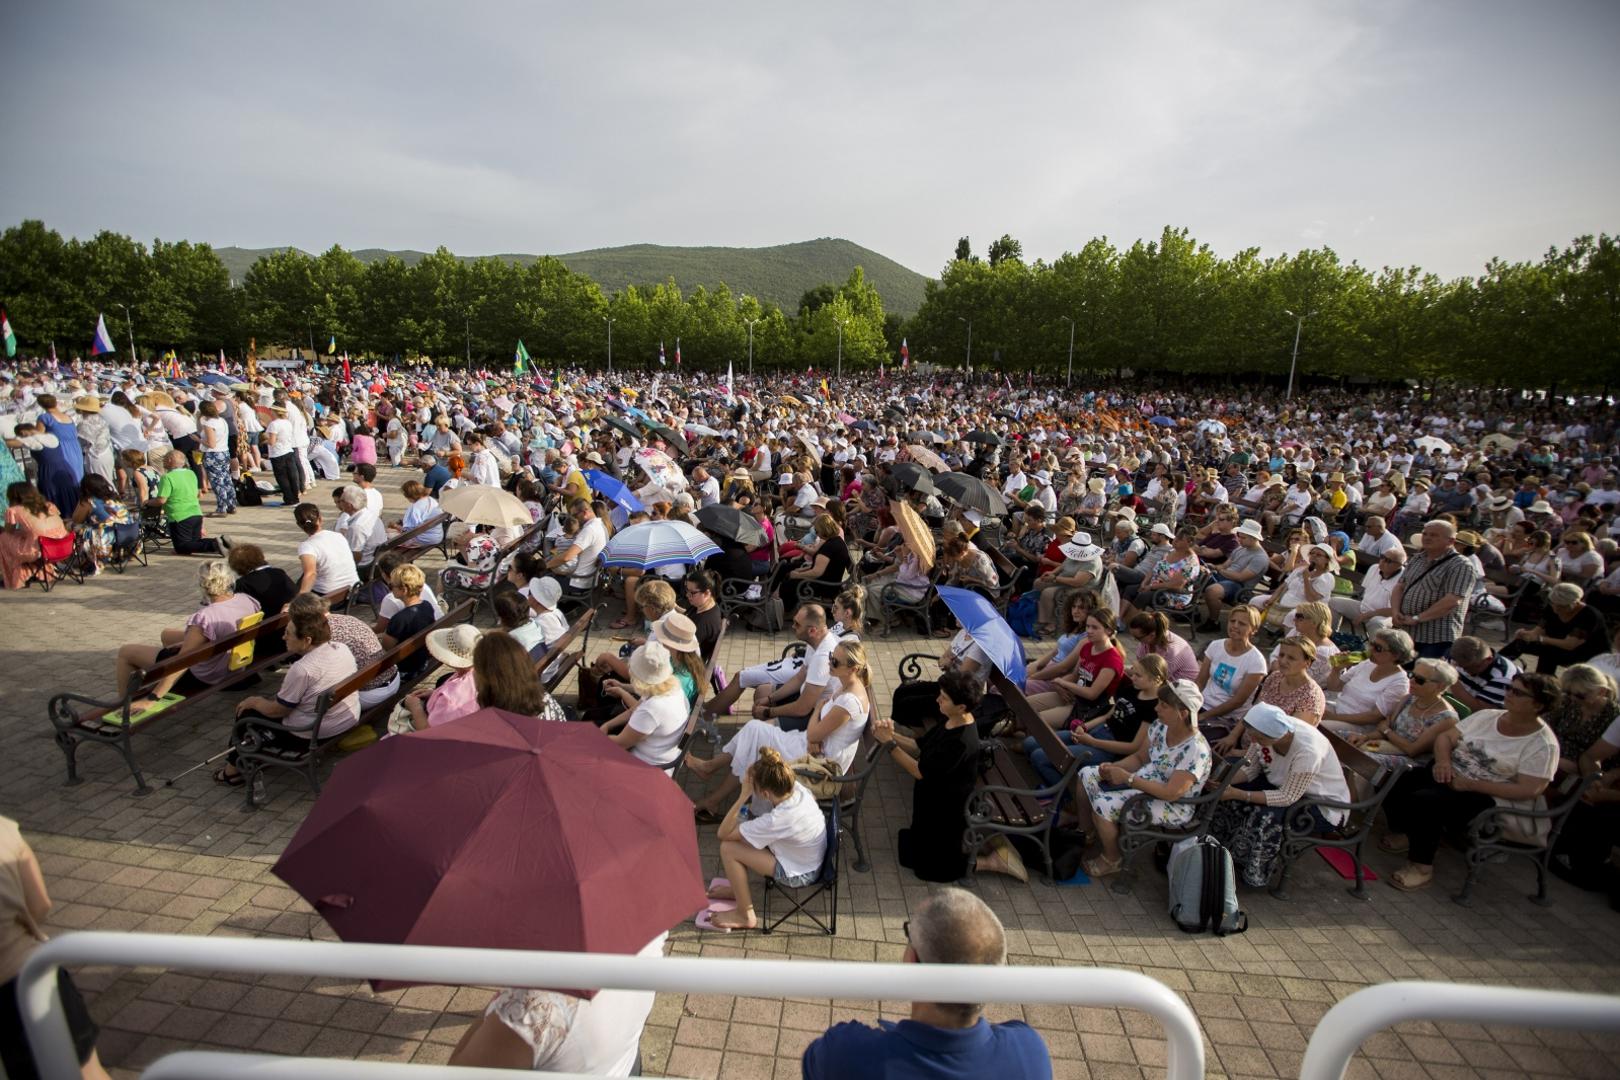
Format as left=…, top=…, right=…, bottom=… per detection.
left=232, top=600, right=475, bottom=809
left=351, top=511, right=453, bottom=613
left=46, top=585, right=353, bottom=796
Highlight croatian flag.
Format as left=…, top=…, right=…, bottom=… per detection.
left=900, top=337, right=909, bottom=368
left=658, top=340, right=667, bottom=366
left=90, top=314, right=116, bottom=356
left=674, top=339, right=681, bottom=368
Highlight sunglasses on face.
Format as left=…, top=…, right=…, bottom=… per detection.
left=829, top=657, right=849, bottom=670
left=1410, top=674, right=1431, bottom=686
left=1370, top=642, right=1389, bottom=653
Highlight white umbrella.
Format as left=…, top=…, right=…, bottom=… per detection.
left=603, top=521, right=721, bottom=570
left=1414, top=435, right=1451, bottom=455
left=439, top=484, right=533, bottom=527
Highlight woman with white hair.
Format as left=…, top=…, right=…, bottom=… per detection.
left=1500, top=582, right=1609, bottom=671
left=1208, top=703, right=1353, bottom=887
left=1320, top=628, right=1414, bottom=735
left=1354, top=658, right=1461, bottom=771
left=112, top=561, right=262, bottom=714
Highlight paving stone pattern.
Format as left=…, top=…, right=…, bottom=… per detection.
left=2, top=478, right=1616, bottom=1079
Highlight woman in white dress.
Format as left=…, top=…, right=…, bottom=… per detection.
left=684, top=640, right=872, bottom=801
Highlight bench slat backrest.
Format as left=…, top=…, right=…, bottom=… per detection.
left=991, top=670, right=1070, bottom=762
left=316, top=600, right=477, bottom=714
left=132, top=586, right=354, bottom=690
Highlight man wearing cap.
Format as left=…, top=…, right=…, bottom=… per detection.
left=1209, top=702, right=1352, bottom=887
left=1390, top=519, right=1479, bottom=660
left=1201, top=520, right=1270, bottom=629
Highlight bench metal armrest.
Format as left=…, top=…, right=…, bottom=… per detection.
left=1463, top=772, right=1598, bottom=843
left=897, top=652, right=940, bottom=683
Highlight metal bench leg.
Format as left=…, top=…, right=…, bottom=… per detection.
left=1346, top=845, right=1370, bottom=900
left=55, top=732, right=84, bottom=787
left=847, top=814, right=870, bottom=874
left=1269, top=854, right=1295, bottom=900
left=1530, top=854, right=1554, bottom=907
left=118, top=737, right=153, bottom=797
left=1452, top=858, right=1483, bottom=906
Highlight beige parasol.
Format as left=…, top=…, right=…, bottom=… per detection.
left=890, top=498, right=935, bottom=574
left=439, top=484, right=534, bottom=527
left=905, top=444, right=948, bottom=472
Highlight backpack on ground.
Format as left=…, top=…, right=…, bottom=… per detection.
left=1167, top=836, right=1247, bottom=935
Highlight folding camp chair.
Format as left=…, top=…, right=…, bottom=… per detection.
left=25, top=531, right=86, bottom=591
left=759, top=800, right=839, bottom=935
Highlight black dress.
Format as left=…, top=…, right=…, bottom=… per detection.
left=898, top=720, right=983, bottom=882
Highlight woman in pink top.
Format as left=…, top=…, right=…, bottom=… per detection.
left=349, top=422, right=378, bottom=466
left=404, top=623, right=484, bottom=730
left=113, top=561, right=262, bottom=713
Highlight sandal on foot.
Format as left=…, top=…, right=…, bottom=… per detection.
left=693, top=807, right=722, bottom=825
left=213, top=767, right=245, bottom=787
left=1378, top=835, right=1409, bottom=854
left=1389, top=865, right=1433, bottom=892
left=609, top=617, right=635, bottom=630
left=1083, top=854, right=1123, bottom=877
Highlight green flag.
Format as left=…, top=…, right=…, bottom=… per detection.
left=514, top=339, right=530, bottom=374
left=1, top=309, right=14, bottom=358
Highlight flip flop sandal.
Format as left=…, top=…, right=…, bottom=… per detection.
left=1389, top=867, right=1433, bottom=892
left=695, top=909, right=753, bottom=933
left=705, top=899, right=738, bottom=913
left=1378, top=835, right=1409, bottom=854
left=693, top=808, right=723, bottom=825
left=1083, top=855, right=1122, bottom=877
left=212, top=767, right=245, bottom=787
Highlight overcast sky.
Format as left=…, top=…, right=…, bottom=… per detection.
left=3, top=1, right=1616, bottom=281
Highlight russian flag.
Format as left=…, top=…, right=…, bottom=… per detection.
left=90, top=313, right=116, bottom=356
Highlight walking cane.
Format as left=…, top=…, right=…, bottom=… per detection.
left=163, top=748, right=233, bottom=787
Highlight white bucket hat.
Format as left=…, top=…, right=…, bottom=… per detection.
left=426, top=623, right=483, bottom=670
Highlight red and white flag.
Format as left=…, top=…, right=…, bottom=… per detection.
left=900, top=337, right=909, bottom=368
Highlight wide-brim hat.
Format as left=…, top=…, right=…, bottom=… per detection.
left=629, top=640, right=674, bottom=684
left=1528, top=500, right=1555, bottom=515
left=426, top=623, right=482, bottom=669
left=1087, top=477, right=1106, bottom=493
left=1236, top=519, right=1265, bottom=539
left=652, top=611, right=700, bottom=654
left=73, top=395, right=102, bottom=413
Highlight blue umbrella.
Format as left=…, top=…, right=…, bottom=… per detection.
left=1149, top=415, right=1176, bottom=427
left=625, top=406, right=652, bottom=422
left=197, top=371, right=235, bottom=386
left=583, top=469, right=645, bottom=514
left=936, top=585, right=1027, bottom=688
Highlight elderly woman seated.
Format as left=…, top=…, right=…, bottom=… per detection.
left=1072, top=679, right=1214, bottom=878
left=583, top=579, right=678, bottom=692
left=1208, top=703, right=1354, bottom=888
left=1320, top=628, right=1414, bottom=737
left=212, top=596, right=360, bottom=786
left=1351, top=658, right=1462, bottom=772
left=1500, top=582, right=1609, bottom=671
left=113, top=561, right=263, bottom=714
left=699, top=746, right=829, bottom=933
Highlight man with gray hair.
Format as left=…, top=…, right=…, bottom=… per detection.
left=801, top=887, right=1052, bottom=1079
left=1390, top=519, right=1479, bottom=660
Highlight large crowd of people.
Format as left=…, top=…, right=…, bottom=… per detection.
left=5, top=354, right=1620, bottom=1076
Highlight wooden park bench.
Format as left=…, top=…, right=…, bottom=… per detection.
left=44, top=585, right=351, bottom=796
left=232, top=600, right=475, bottom=809
left=530, top=607, right=598, bottom=696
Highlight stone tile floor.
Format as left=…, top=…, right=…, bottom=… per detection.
left=2, top=474, right=1616, bottom=1078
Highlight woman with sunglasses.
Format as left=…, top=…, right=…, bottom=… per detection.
left=1271, top=601, right=1338, bottom=685
left=1381, top=672, right=1561, bottom=892
left=1329, top=548, right=1404, bottom=637
left=1547, top=664, right=1620, bottom=775
left=1321, top=628, right=1414, bottom=736
left=1356, top=659, right=1461, bottom=770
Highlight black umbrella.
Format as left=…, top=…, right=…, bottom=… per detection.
left=936, top=472, right=1008, bottom=515
left=964, top=430, right=1003, bottom=447
left=850, top=419, right=877, bottom=433
left=890, top=462, right=938, bottom=496
left=694, top=504, right=766, bottom=547
left=600, top=415, right=642, bottom=440
left=640, top=420, right=690, bottom=454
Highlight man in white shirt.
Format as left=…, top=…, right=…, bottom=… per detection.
left=100, top=394, right=147, bottom=453
left=693, top=466, right=721, bottom=508
left=263, top=405, right=303, bottom=506
left=351, top=462, right=386, bottom=515
left=547, top=498, right=607, bottom=591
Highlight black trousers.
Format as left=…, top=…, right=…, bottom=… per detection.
left=172, top=432, right=204, bottom=484
left=1554, top=800, right=1620, bottom=885
left=270, top=452, right=303, bottom=505
left=168, top=515, right=222, bottom=556
left=1382, top=768, right=1496, bottom=864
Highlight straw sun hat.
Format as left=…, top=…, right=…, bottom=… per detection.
left=426, top=624, right=483, bottom=670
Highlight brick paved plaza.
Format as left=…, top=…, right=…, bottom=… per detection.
left=2, top=481, right=1616, bottom=1079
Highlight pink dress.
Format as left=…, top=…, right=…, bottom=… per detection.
left=425, top=670, right=480, bottom=726
left=0, top=505, right=69, bottom=590
left=349, top=434, right=378, bottom=466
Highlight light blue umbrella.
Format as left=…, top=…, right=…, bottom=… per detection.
left=936, top=585, right=1027, bottom=688
left=583, top=469, right=645, bottom=514
left=603, top=521, right=721, bottom=571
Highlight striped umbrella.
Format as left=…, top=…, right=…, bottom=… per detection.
left=602, top=521, right=721, bottom=571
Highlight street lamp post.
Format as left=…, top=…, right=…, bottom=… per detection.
left=603, top=315, right=615, bottom=374
left=464, top=310, right=472, bottom=366
left=1060, top=315, right=1076, bottom=387
left=745, top=317, right=760, bottom=375
left=958, top=317, right=972, bottom=375
left=1282, top=309, right=1318, bottom=400
left=115, top=303, right=136, bottom=364
left=836, top=318, right=849, bottom=380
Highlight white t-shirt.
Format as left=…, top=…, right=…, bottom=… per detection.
left=199, top=416, right=229, bottom=453
left=341, top=506, right=387, bottom=564
left=817, top=689, right=870, bottom=773
left=697, top=476, right=721, bottom=507
left=1334, top=661, right=1410, bottom=719
left=265, top=417, right=295, bottom=457
left=361, top=485, right=385, bottom=516
left=378, top=585, right=443, bottom=622
left=569, top=517, right=608, bottom=589
left=1450, top=711, right=1559, bottom=841
left=1202, top=642, right=1268, bottom=719
left=298, top=530, right=361, bottom=595
left=627, top=688, right=688, bottom=769
left=1355, top=530, right=1401, bottom=560
left=802, top=631, right=840, bottom=691
left=738, top=785, right=828, bottom=878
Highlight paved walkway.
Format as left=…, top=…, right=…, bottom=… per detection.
left=2, top=476, right=1616, bottom=1079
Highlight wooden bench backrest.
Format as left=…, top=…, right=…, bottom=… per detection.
left=497, top=519, right=546, bottom=562
left=376, top=511, right=450, bottom=558
left=1323, top=726, right=1385, bottom=785
left=530, top=607, right=597, bottom=678
left=991, top=670, right=1071, bottom=762
left=321, top=600, right=476, bottom=707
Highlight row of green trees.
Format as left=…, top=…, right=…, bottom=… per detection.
left=914, top=229, right=1619, bottom=387
left=0, top=220, right=895, bottom=372
left=2, top=219, right=1615, bottom=385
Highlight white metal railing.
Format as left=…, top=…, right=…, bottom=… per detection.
left=19, top=932, right=1207, bottom=1080
left=1299, top=981, right=1620, bottom=1080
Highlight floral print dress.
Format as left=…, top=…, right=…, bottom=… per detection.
left=441, top=532, right=499, bottom=590
left=1145, top=553, right=1200, bottom=609
left=1081, top=722, right=1213, bottom=827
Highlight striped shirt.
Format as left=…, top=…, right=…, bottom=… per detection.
left=1456, top=653, right=1520, bottom=710
left=1397, top=551, right=1479, bottom=645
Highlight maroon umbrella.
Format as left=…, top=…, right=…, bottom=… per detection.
left=273, top=709, right=707, bottom=992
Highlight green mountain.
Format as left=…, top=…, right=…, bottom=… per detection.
left=214, top=237, right=931, bottom=315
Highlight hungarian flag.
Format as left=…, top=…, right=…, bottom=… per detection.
left=900, top=337, right=909, bottom=368
left=328, top=335, right=337, bottom=355
left=1, top=308, right=15, bottom=358
left=514, top=339, right=531, bottom=374
left=657, top=340, right=667, bottom=366
left=90, top=314, right=116, bottom=356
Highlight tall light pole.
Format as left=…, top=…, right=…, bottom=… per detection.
left=463, top=308, right=472, bottom=366
left=745, top=317, right=760, bottom=375
left=603, top=315, right=615, bottom=374
left=115, top=302, right=136, bottom=364
left=1282, top=308, right=1317, bottom=400
left=958, top=316, right=972, bottom=375
left=1060, top=314, right=1076, bottom=387
left=836, top=318, right=849, bottom=379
